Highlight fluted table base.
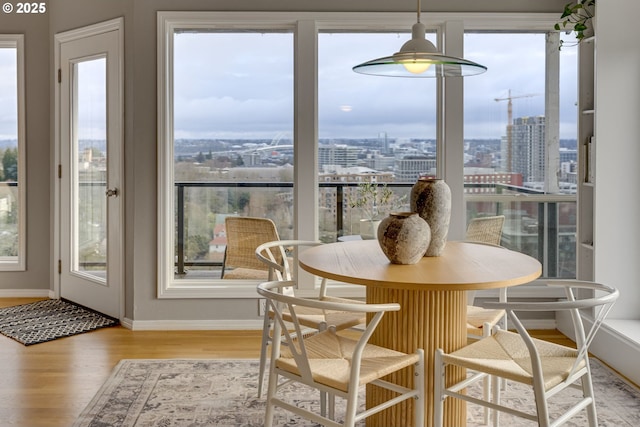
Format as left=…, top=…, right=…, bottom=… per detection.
left=366, top=287, right=468, bottom=427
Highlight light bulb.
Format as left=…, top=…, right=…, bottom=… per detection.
left=402, top=60, right=432, bottom=75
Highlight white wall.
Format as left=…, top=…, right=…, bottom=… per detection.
left=594, top=0, right=640, bottom=320
left=0, top=7, right=50, bottom=296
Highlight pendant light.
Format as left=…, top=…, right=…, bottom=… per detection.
left=352, top=0, right=487, bottom=78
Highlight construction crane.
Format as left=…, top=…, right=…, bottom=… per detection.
left=495, top=90, right=539, bottom=172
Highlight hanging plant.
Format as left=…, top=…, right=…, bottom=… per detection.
left=555, top=0, right=596, bottom=49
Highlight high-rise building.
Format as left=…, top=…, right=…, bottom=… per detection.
left=503, top=116, right=546, bottom=182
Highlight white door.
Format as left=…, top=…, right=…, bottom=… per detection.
left=57, top=21, right=123, bottom=319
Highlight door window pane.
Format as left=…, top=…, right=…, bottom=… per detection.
left=73, top=58, right=107, bottom=279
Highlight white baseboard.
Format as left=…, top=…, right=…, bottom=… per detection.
left=125, top=318, right=554, bottom=331
left=119, top=317, right=133, bottom=330
left=127, top=319, right=264, bottom=331
left=0, top=289, right=52, bottom=298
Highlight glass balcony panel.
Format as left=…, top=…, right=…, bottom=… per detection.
left=172, top=182, right=575, bottom=281
left=174, top=183, right=294, bottom=280
left=465, top=194, right=576, bottom=279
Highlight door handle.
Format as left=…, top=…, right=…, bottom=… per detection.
left=105, top=188, right=119, bottom=197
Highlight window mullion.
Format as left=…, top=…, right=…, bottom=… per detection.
left=441, top=21, right=465, bottom=241
left=545, top=32, right=561, bottom=194
left=294, top=20, right=319, bottom=290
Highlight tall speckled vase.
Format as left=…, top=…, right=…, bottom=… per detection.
left=377, top=212, right=431, bottom=265
left=410, top=178, right=451, bottom=256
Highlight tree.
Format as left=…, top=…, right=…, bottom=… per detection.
left=185, top=234, right=210, bottom=260
left=2, top=148, right=18, bottom=181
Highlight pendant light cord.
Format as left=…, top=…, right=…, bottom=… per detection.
left=416, top=0, right=421, bottom=23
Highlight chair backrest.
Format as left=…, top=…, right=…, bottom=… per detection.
left=465, top=215, right=505, bottom=246
left=257, top=280, right=400, bottom=387
left=255, top=240, right=322, bottom=282
left=224, top=217, right=280, bottom=272
left=465, top=215, right=506, bottom=306
left=485, top=280, right=619, bottom=382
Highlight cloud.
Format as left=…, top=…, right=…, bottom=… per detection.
left=170, top=31, right=579, bottom=140
left=0, top=30, right=580, bottom=142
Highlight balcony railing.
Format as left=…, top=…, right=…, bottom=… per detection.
left=174, top=181, right=577, bottom=280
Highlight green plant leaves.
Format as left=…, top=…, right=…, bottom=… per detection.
left=555, top=0, right=595, bottom=49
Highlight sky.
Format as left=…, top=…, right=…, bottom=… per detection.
left=0, top=30, right=579, bottom=143
left=173, top=30, right=578, bottom=141
left=0, top=48, right=17, bottom=140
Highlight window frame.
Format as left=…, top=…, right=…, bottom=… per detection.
left=0, top=35, right=26, bottom=271
left=157, top=11, right=562, bottom=299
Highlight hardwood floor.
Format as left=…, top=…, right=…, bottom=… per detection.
left=0, top=298, right=575, bottom=427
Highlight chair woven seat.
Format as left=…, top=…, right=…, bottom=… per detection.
left=444, top=329, right=582, bottom=390
left=466, top=305, right=507, bottom=336
left=277, top=330, right=420, bottom=393
left=221, top=267, right=269, bottom=280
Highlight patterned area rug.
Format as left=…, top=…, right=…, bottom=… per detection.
left=0, top=299, right=118, bottom=345
left=73, top=358, right=640, bottom=427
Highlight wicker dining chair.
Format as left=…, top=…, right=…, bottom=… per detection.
left=465, top=215, right=508, bottom=336
left=258, top=279, right=425, bottom=427
left=465, top=215, right=507, bottom=424
left=221, top=216, right=280, bottom=279
left=254, top=240, right=366, bottom=398
left=465, top=215, right=505, bottom=246
left=435, top=281, right=619, bottom=427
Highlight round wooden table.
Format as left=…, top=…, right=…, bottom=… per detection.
left=298, top=240, right=542, bottom=427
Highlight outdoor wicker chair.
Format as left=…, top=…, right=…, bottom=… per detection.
left=221, top=216, right=280, bottom=280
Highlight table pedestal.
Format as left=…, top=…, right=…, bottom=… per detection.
left=366, top=287, right=467, bottom=427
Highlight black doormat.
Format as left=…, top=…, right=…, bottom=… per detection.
left=0, top=299, right=118, bottom=345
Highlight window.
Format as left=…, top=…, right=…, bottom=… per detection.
left=158, top=13, right=295, bottom=296
left=463, top=31, right=578, bottom=278
left=0, top=35, right=25, bottom=271
left=158, top=12, right=573, bottom=298
left=318, top=32, right=436, bottom=240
